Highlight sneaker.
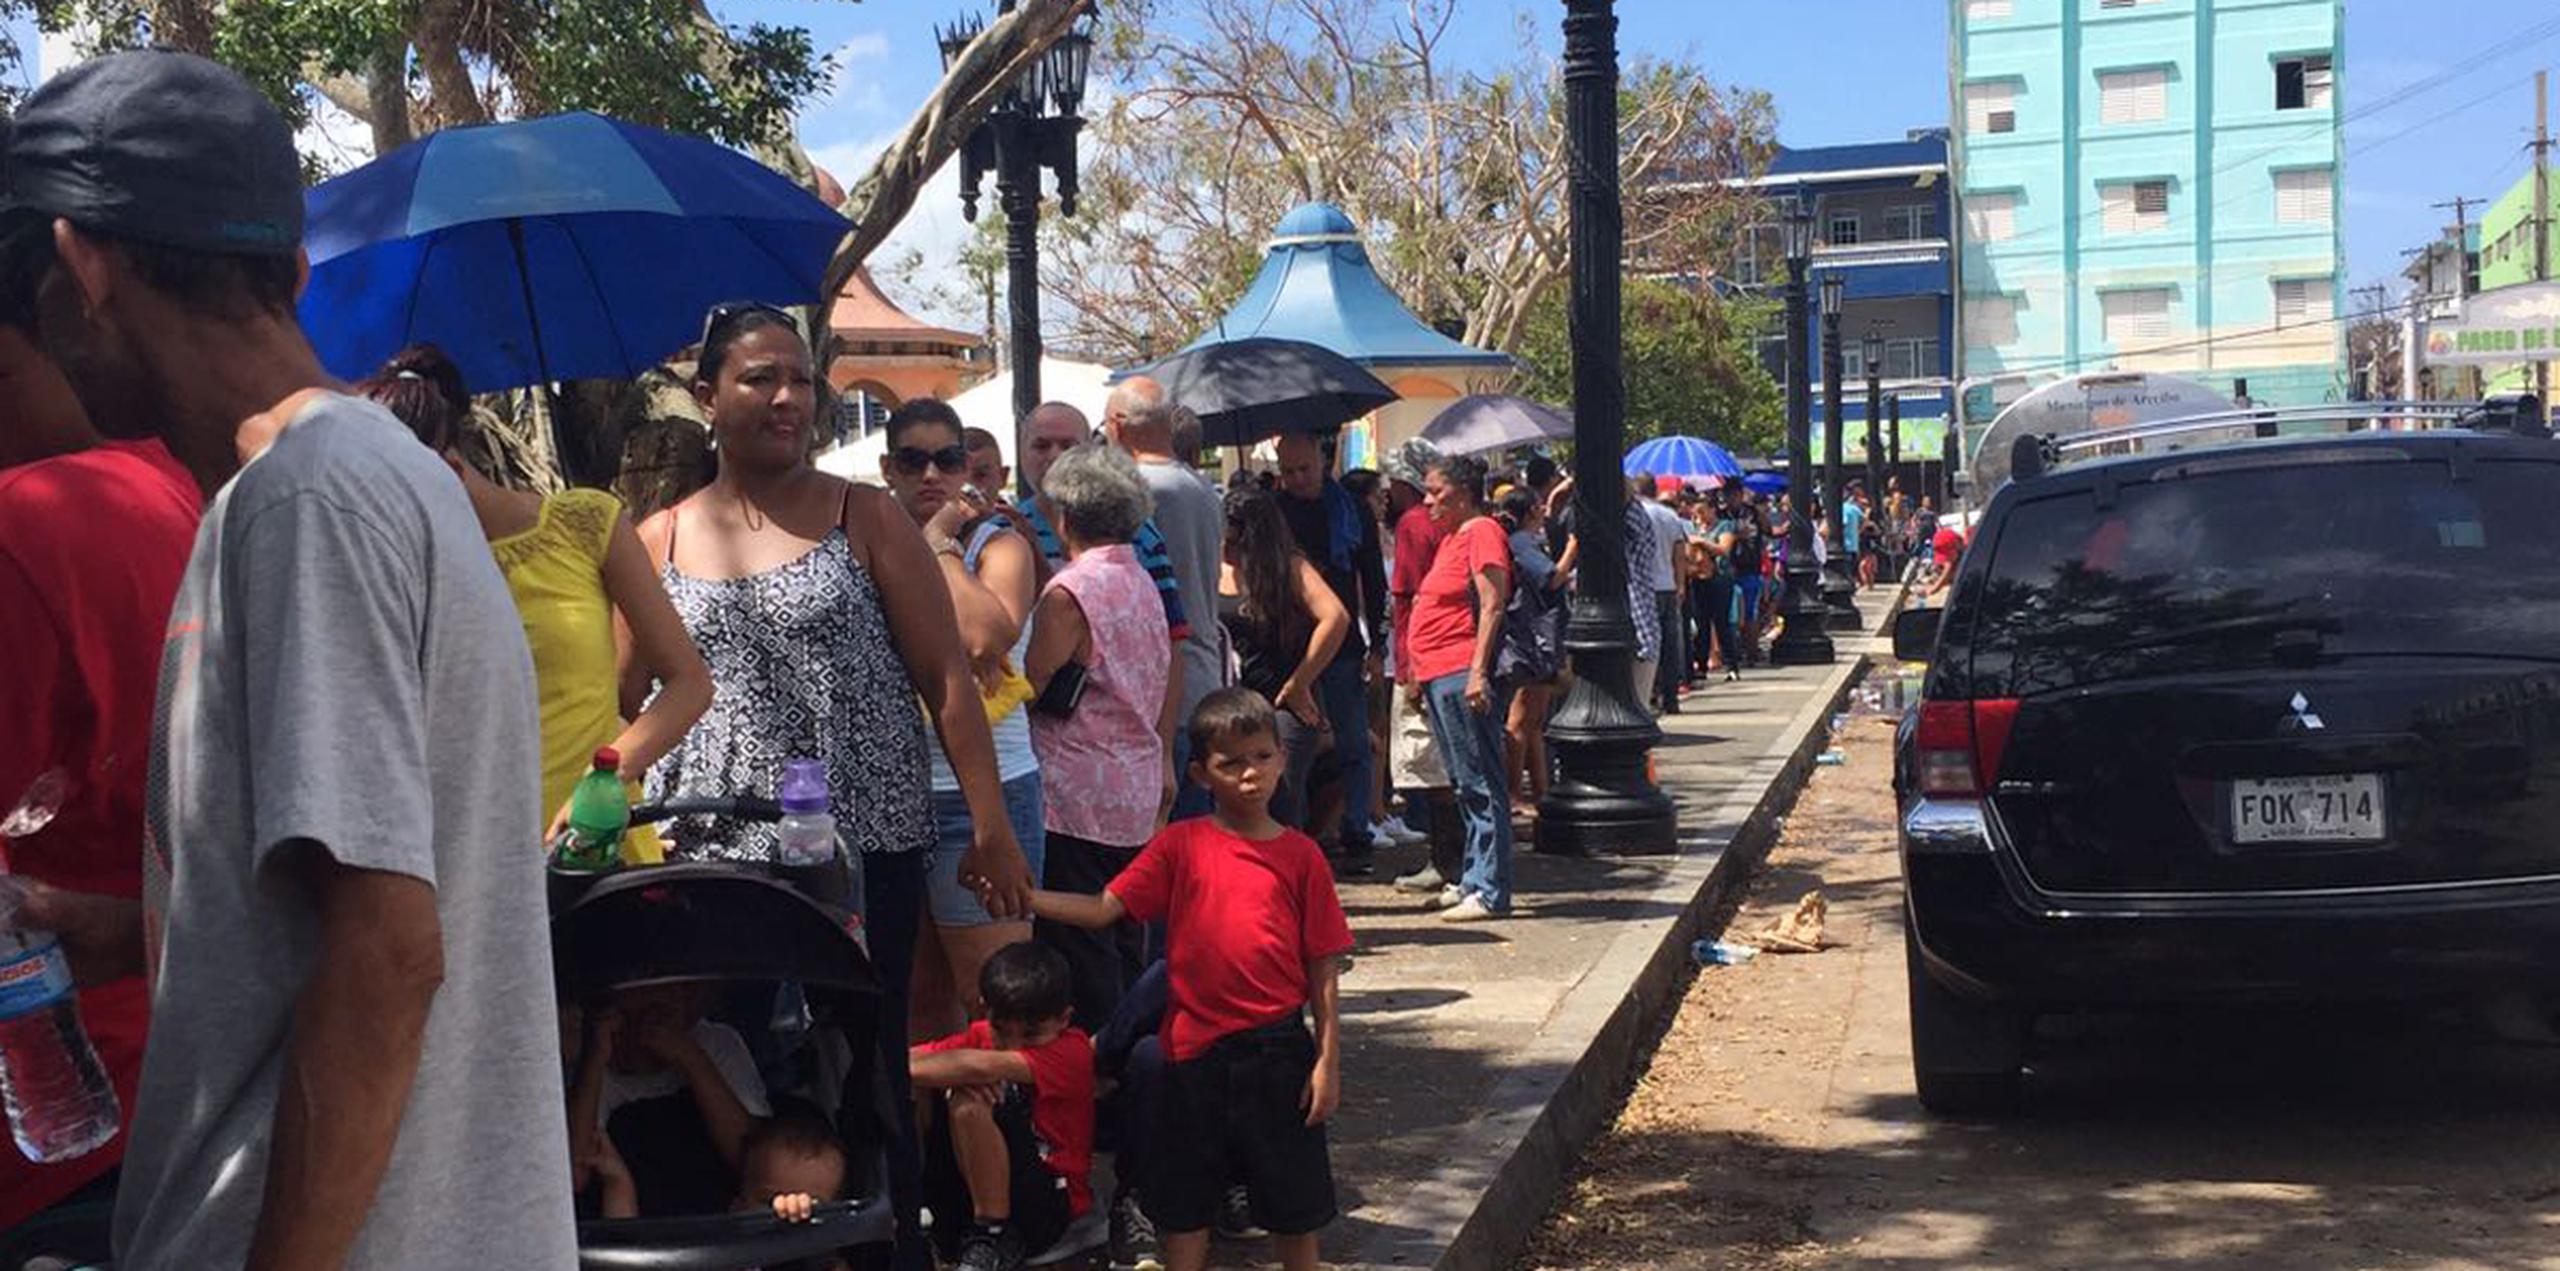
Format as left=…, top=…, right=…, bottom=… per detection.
left=1433, top=883, right=1466, bottom=910
left=956, top=1222, right=1027, bottom=1271
left=1725, top=667, right=1742, bottom=683
left=1332, top=850, right=1376, bottom=879
left=1439, top=894, right=1504, bottom=923
left=1392, top=864, right=1446, bottom=893
left=1215, top=1185, right=1267, bottom=1242
left=1109, top=1190, right=1162, bottom=1271
left=1374, top=815, right=1427, bottom=845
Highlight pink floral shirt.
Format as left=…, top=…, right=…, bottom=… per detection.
left=1031, top=544, right=1171, bottom=847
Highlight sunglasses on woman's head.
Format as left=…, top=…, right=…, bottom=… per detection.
left=888, top=444, right=969, bottom=475
left=699, top=298, right=797, bottom=347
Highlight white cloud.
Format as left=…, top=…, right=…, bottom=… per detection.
left=819, top=31, right=894, bottom=112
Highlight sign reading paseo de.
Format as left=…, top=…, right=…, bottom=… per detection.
left=2424, top=280, right=2560, bottom=366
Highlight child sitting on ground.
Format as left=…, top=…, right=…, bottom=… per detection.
left=910, top=941, right=1096, bottom=1271
left=1031, top=687, right=1354, bottom=1271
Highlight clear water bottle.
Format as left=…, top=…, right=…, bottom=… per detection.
left=774, top=758, right=836, bottom=868
left=0, top=866, right=120, bottom=1163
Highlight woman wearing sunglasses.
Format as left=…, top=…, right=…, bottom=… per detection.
left=633, top=304, right=1034, bottom=1261
left=873, top=397, right=1047, bottom=1037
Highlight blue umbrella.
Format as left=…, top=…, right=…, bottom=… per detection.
left=1623, top=435, right=1744, bottom=481
left=300, top=111, right=849, bottom=391
left=1743, top=471, right=1788, bottom=495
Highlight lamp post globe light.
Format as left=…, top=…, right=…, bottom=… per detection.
left=1862, top=326, right=1885, bottom=553
left=939, top=2, right=1098, bottom=462
left=1535, top=0, right=1675, bottom=856
left=1818, top=271, right=1864, bottom=632
left=1767, top=188, right=1834, bottom=666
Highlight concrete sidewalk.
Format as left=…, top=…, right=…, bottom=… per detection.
left=1308, top=607, right=1896, bottom=1270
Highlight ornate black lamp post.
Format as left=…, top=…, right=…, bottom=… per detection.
left=1818, top=272, right=1864, bottom=630
left=1536, top=0, right=1674, bottom=856
left=1768, top=189, right=1834, bottom=666
left=1862, top=328, right=1885, bottom=545
left=940, top=3, right=1097, bottom=456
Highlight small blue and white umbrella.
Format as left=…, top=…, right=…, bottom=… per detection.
left=301, top=111, right=849, bottom=391
left=1623, top=435, right=1744, bottom=481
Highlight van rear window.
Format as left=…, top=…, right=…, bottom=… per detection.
left=1958, top=459, right=2560, bottom=696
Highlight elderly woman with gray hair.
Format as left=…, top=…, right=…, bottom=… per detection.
left=1024, top=443, right=1176, bottom=1027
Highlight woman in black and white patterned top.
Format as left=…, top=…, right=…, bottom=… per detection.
left=632, top=304, right=1030, bottom=1256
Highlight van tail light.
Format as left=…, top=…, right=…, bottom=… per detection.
left=1915, top=699, right=2020, bottom=798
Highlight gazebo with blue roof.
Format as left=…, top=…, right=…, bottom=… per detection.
left=1178, top=202, right=1515, bottom=466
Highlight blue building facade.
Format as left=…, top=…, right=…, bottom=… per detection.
left=1737, top=132, right=1957, bottom=461
left=1952, top=0, right=2346, bottom=424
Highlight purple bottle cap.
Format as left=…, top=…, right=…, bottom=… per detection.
left=778, top=758, right=829, bottom=815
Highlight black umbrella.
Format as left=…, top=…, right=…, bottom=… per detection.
left=1125, top=337, right=1399, bottom=446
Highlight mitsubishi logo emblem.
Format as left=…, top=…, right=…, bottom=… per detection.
left=2285, top=692, right=2325, bottom=731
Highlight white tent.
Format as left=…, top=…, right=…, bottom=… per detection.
left=813, top=357, right=1116, bottom=483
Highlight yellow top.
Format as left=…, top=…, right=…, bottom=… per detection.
left=490, top=488, right=662, bottom=863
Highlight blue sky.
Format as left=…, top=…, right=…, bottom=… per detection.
left=8, top=1, right=2550, bottom=305
left=739, top=0, right=2560, bottom=312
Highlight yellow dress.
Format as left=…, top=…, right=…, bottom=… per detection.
left=489, top=487, right=663, bottom=863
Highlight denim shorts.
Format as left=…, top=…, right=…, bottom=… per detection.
left=928, top=771, right=1048, bottom=928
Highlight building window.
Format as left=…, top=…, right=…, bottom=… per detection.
left=1965, top=81, right=2018, bottom=136
left=1965, top=191, right=2019, bottom=243
left=1882, top=203, right=1938, bottom=241
left=1828, top=211, right=1861, bottom=245
left=2101, top=289, right=2172, bottom=345
left=2099, top=0, right=2158, bottom=8
left=2274, top=279, right=2333, bottom=327
left=2102, top=180, right=2171, bottom=234
left=1964, top=294, right=2020, bottom=348
left=1964, top=0, right=2011, bottom=17
left=2274, top=168, right=2333, bottom=223
left=2099, top=68, right=2168, bottom=124
left=1883, top=338, right=1939, bottom=380
left=2277, top=55, right=2334, bottom=111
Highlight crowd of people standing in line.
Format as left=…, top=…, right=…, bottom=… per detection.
left=0, top=46, right=1961, bottom=1271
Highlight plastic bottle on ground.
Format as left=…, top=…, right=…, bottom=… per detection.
left=0, top=857, right=120, bottom=1164
left=557, top=747, right=630, bottom=871
left=774, top=758, right=837, bottom=868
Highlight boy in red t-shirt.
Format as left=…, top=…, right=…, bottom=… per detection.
left=911, top=941, right=1096, bottom=1271
left=1032, top=687, right=1354, bottom=1271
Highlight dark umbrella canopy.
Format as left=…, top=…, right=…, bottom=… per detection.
left=1418, top=394, right=1572, bottom=456
left=1124, top=337, right=1398, bottom=446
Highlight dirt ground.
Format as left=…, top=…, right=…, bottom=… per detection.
left=1519, top=694, right=2560, bottom=1271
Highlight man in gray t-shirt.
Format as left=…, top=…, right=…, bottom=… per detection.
left=0, top=50, right=574, bottom=1270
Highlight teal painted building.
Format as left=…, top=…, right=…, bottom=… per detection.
left=1952, top=0, right=2346, bottom=423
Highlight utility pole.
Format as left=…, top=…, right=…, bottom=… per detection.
left=2535, top=70, right=2550, bottom=402
left=2432, top=195, right=2482, bottom=397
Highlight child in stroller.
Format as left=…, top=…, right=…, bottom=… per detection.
left=553, top=793, right=897, bottom=1271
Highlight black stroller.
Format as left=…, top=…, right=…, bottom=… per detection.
left=557, top=794, right=897, bottom=1270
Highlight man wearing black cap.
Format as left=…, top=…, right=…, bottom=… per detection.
left=0, top=50, right=574, bottom=1269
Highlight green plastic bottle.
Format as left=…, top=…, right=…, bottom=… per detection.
left=558, top=747, right=629, bottom=871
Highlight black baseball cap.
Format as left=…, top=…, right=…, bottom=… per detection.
left=1, top=49, right=301, bottom=257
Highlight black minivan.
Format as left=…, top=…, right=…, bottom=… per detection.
left=1895, top=419, right=2560, bottom=1113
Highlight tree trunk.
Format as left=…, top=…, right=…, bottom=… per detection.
left=364, top=40, right=416, bottom=154
left=414, top=0, right=488, bottom=128
left=147, top=0, right=217, bottom=55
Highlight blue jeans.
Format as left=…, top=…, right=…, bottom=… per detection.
left=926, top=774, right=1047, bottom=927
left=1422, top=671, right=1514, bottom=913
left=1317, top=654, right=1376, bottom=849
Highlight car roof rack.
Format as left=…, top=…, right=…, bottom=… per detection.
left=2008, top=396, right=2547, bottom=483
